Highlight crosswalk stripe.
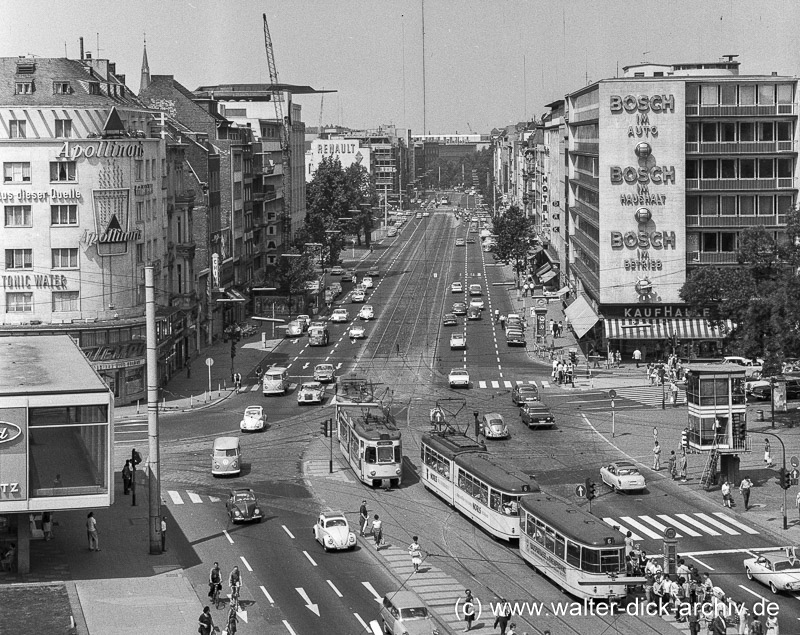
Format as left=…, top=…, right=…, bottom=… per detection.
left=491, top=381, right=499, bottom=388
left=540, top=381, right=550, bottom=388
left=167, top=490, right=184, bottom=505
left=656, top=514, right=701, bottom=537
left=694, top=513, right=740, bottom=535
left=675, top=513, right=721, bottom=536
left=620, top=516, right=662, bottom=540
left=638, top=515, right=682, bottom=538
left=187, top=491, right=203, bottom=504
left=503, top=381, right=512, bottom=388
left=602, top=518, right=642, bottom=542
left=516, top=380, right=523, bottom=385
left=478, top=381, right=487, bottom=388
left=712, top=513, right=759, bottom=535
left=528, top=380, right=536, bottom=385
left=250, top=384, right=259, bottom=392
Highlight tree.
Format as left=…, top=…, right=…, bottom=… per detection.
left=492, top=205, right=536, bottom=285
left=275, top=251, right=316, bottom=315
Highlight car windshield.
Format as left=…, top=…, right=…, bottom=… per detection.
left=317, top=365, right=333, bottom=372
left=774, top=560, right=800, bottom=571
left=234, top=493, right=254, bottom=502
left=216, top=449, right=238, bottom=457
left=489, top=419, right=503, bottom=427
left=618, top=468, right=639, bottom=476
left=325, top=519, right=347, bottom=528
left=400, top=607, right=429, bottom=620
left=245, top=408, right=262, bottom=416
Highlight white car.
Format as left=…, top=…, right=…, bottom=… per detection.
left=387, top=227, right=398, bottom=237
left=448, top=368, right=470, bottom=388
left=349, top=324, right=366, bottom=339
left=331, top=308, right=349, bottom=323
left=361, top=276, right=374, bottom=289
left=240, top=405, right=265, bottom=432
left=451, top=281, right=463, bottom=293
left=358, top=305, right=374, bottom=320
left=285, top=320, right=304, bottom=337
left=744, top=550, right=800, bottom=594
left=469, top=284, right=482, bottom=296
left=450, top=332, right=466, bottom=349
left=296, top=314, right=311, bottom=330
left=313, top=511, right=357, bottom=552
left=480, top=413, right=510, bottom=439
left=351, top=289, right=366, bottom=303
left=314, top=364, right=335, bottom=383
left=600, top=461, right=647, bottom=492
left=297, top=381, right=325, bottom=405
left=469, top=298, right=484, bottom=310
left=330, top=265, right=345, bottom=275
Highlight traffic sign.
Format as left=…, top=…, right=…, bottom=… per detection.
left=205, top=357, right=214, bottom=367
left=608, top=389, right=617, bottom=399
left=791, top=455, right=799, bottom=469
left=575, top=484, right=587, bottom=499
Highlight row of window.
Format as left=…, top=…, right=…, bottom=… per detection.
left=692, top=230, right=786, bottom=253
left=5, top=205, right=78, bottom=227
left=687, top=121, right=793, bottom=143
left=134, top=158, right=158, bottom=182
left=5, top=248, right=78, bottom=269
left=9, top=119, right=73, bottom=139
left=6, top=291, right=80, bottom=312
left=3, top=161, right=76, bottom=183
left=15, top=80, right=123, bottom=98
left=687, top=83, right=794, bottom=107
left=687, top=194, right=795, bottom=217
left=455, top=468, right=521, bottom=516
left=686, top=158, right=793, bottom=180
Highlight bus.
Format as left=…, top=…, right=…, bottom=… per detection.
left=420, top=433, right=538, bottom=541
left=518, top=493, right=630, bottom=600
left=336, top=403, right=402, bottom=488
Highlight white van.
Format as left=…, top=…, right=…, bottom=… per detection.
left=262, top=366, right=289, bottom=395
left=211, top=437, right=242, bottom=477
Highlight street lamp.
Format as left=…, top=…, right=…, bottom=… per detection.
left=762, top=431, right=789, bottom=530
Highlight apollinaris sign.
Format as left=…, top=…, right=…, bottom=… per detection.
left=0, top=409, right=27, bottom=501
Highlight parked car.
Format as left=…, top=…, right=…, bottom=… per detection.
left=452, top=302, right=467, bottom=316
left=358, top=305, right=374, bottom=320
left=330, top=265, right=345, bottom=275
left=313, top=511, right=357, bottom=552
left=331, top=308, right=349, bottom=323
left=297, top=382, right=325, bottom=405
left=450, top=333, right=466, bottom=350
left=600, top=460, right=647, bottom=492
left=313, top=363, right=335, bottom=383
left=480, top=413, right=509, bottom=439
left=749, top=377, right=800, bottom=400
left=387, top=227, right=398, bottom=237
left=240, top=405, right=265, bottom=432
left=511, top=384, right=539, bottom=406
left=225, top=489, right=263, bottom=523
left=448, top=368, right=470, bottom=388
left=744, top=550, right=800, bottom=594
left=442, top=313, right=458, bottom=326
left=349, top=324, right=366, bottom=339
left=520, top=403, right=555, bottom=428
left=467, top=307, right=482, bottom=321
left=342, top=270, right=355, bottom=282
left=505, top=328, right=526, bottom=346
left=380, top=590, right=443, bottom=635
left=451, top=281, right=463, bottom=293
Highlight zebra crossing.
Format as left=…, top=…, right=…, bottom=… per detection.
left=476, top=379, right=551, bottom=389
left=606, top=384, right=686, bottom=408
left=165, top=490, right=222, bottom=505
left=602, top=512, right=759, bottom=541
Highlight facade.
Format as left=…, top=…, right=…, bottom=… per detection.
left=563, top=60, right=798, bottom=360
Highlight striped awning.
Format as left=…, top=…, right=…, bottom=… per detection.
left=604, top=318, right=735, bottom=340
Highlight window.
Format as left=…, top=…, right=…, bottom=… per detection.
left=758, top=84, right=775, bottom=105
left=686, top=123, right=699, bottom=143
left=6, top=292, right=33, bottom=312
left=758, top=122, right=774, bottom=142
left=52, top=291, right=79, bottom=312
left=701, top=160, right=717, bottom=179
left=701, top=196, right=718, bottom=216
left=53, top=82, right=71, bottom=95
left=88, top=83, right=100, bottom=95
left=145, top=159, right=151, bottom=180
left=686, top=196, right=700, bottom=216
left=778, top=195, right=795, bottom=215
left=685, top=160, right=699, bottom=179
left=700, top=85, right=718, bottom=105
left=15, top=82, right=33, bottom=95
left=720, top=84, right=737, bottom=105
left=5, top=249, right=32, bottom=269
left=720, top=196, right=736, bottom=216
left=720, top=160, right=736, bottom=179
left=9, top=120, right=26, bottom=138
left=758, top=196, right=774, bottom=216
left=720, top=233, right=736, bottom=252
left=720, top=122, right=736, bottom=142
left=136, top=243, right=144, bottom=264
left=54, top=119, right=72, bottom=138
left=758, top=159, right=774, bottom=179
left=778, top=158, right=793, bottom=178
left=5, top=205, right=31, bottom=226
left=50, top=161, right=76, bottom=182
left=777, top=122, right=792, bottom=141
left=136, top=201, right=143, bottom=222
left=739, top=85, right=756, bottom=106
left=52, top=248, right=78, bottom=269
left=739, top=122, right=755, bottom=142
left=134, top=160, right=143, bottom=181
left=740, top=159, right=756, bottom=179
left=4, top=162, right=31, bottom=183
left=686, top=84, right=699, bottom=105
left=701, top=233, right=718, bottom=252
left=701, top=123, right=717, bottom=142
left=740, top=195, right=756, bottom=216
left=51, top=205, right=77, bottom=225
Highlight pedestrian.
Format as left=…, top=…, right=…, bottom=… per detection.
left=721, top=480, right=732, bottom=508
left=739, top=476, right=753, bottom=510
left=185, top=358, right=191, bottom=379
left=764, top=439, right=774, bottom=468
left=408, top=536, right=422, bottom=573
left=687, top=603, right=701, bottom=635
left=255, top=365, right=263, bottom=379
left=463, top=589, right=476, bottom=632
left=750, top=615, right=765, bottom=635
left=668, top=451, right=677, bottom=480
left=372, top=514, right=384, bottom=549
left=42, top=512, right=53, bottom=541
left=198, top=606, right=214, bottom=635
left=53, top=474, right=62, bottom=489
left=86, top=511, right=99, bottom=551
left=233, top=372, right=242, bottom=391
left=161, top=516, right=167, bottom=552
left=359, top=500, right=369, bottom=537
left=565, top=316, right=571, bottom=333
left=507, top=622, right=518, bottom=635
left=493, top=598, right=511, bottom=635
left=765, top=614, right=779, bottom=635
left=122, top=460, right=132, bottom=495
left=551, top=359, right=558, bottom=381
left=796, top=490, right=800, bottom=521
left=558, top=320, right=564, bottom=337
left=615, top=350, right=621, bottom=368
left=634, top=348, right=642, bottom=368
left=649, top=364, right=657, bottom=386
left=652, top=440, right=662, bottom=471
left=670, top=381, right=679, bottom=406
left=737, top=604, right=750, bottom=635
left=679, top=451, right=688, bottom=482
left=548, top=318, right=554, bottom=336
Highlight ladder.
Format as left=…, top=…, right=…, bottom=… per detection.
left=700, top=447, right=719, bottom=490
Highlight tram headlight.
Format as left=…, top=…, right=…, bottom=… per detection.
left=395, top=468, right=401, bottom=475
left=369, top=470, right=376, bottom=476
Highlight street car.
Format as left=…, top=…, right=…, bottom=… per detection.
left=455, top=238, right=465, bottom=246
left=297, top=381, right=325, bottom=405
left=600, top=460, right=647, bottom=492
left=451, top=281, right=463, bottom=293
left=285, top=320, right=304, bottom=337
left=467, top=307, right=482, bottom=321
left=442, top=313, right=458, bottom=326
left=342, top=269, right=355, bottom=282
left=450, top=332, right=466, bottom=350
left=452, top=302, right=467, bottom=316
left=448, top=368, right=470, bottom=388
left=349, top=324, right=366, bottom=339
left=313, top=511, right=357, bottom=552
left=313, top=363, right=336, bottom=383
left=469, top=298, right=485, bottom=310
left=351, top=288, right=366, bottom=302
left=744, top=549, right=800, bottom=594
left=380, top=590, right=444, bottom=635
left=505, top=328, right=526, bottom=346
left=361, top=276, right=374, bottom=289
left=367, top=267, right=380, bottom=277
left=469, top=284, right=482, bottom=296
left=480, top=413, right=510, bottom=439
left=239, top=405, right=266, bottom=432
left=331, top=308, right=349, bottom=323
left=512, top=384, right=540, bottom=406
left=330, top=265, right=345, bottom=275
left=358, top=305, right=374, bottom=320
left=225, top=489, right=263, bottom=523
left=520, top=403, right=555, bottom=428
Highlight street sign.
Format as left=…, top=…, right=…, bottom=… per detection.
left=205, top=357, right=214, bottom=367
left=575, top=484, right=587, bottom=499
left=608, top=389, right=617, bottom=399
left=792, top=455, right=799, bottom=469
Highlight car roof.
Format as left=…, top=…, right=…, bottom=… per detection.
left=320, top=510, right=346, bottom=519
left=385, top=590, right=425, bottom=607
left=213, top=436, right=240, bottom=449
left=315, top=363, right=334, bottom=369
left=333, top=308, right=347, bottom=312
left=450, top=368, right=468, bottom=374
left=244, top=405, right=263, bottom=413
left=612, top=460, right=637, bottom=468
left=524, top=403, right=551, bottom=410
left=230, top=488, right=255, bottom=496
left=517, top=384, right=538, bottom=391
left=301, top=382, right=322, bottom=388
left=484, top=412, right=502, bottom=419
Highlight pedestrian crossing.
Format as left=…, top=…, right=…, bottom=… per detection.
left=165, top=490, right=221, bottom=505
left=476, top=379, right=551, bottom=389
left=607, top=384, right=686, bottom=408
left=602, top=512, right=759, bottom=541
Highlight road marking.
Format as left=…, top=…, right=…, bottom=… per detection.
left=491, top=381, right=499, bottom=388
left=503, top=381, right=512, bottom=388
left=187, top=491, right=202, bottom=504
left=712, top=513, right=759, bottom=535
left=541, top=381, right=550, bottom=388
left=516, top=380, right=523, bottom=385
left=675, top=513, right=721, bottom=536
left=167, top=490, right=183, bottom=505
left=362, top=581, right=383, bottom=603
left=303, top=363, right=309, bottom=369
left=223, top=530, right=234, bottom=545
left=282, top=620, right=297, bottom=635
left=250, top=384, right=259, bottom=392
left=336, top=363, right=342, bottom=370
left=602, top=518, right=642, bottom=542
left=260, top=585, right=275, bottom=603
left=354, top=613, right=369, bottom=630
left=296, top=587, right=320, bottom=616
left=687, top=555, right=714, bottom=570
left=619, top=516, right=662, bottom=540
left=327, top=579, right=343, bottom=597
left=240, top=556, right=253, bottom=572
left=695, top=513, right=740, bottom=535
left=738, top=584, right=768, bottom=602
left=282, top=525, right=295, bottom=539
left=656, top=514, right=701, bottom=537
left=680, top=547, right=776, bottom=557
left=638, top=515, right=682, bottom=538
left=303, top=550, right=318, bottom=566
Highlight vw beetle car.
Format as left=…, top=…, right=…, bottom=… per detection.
left=240, top=405, right=265, bottom=432
left=331, top=308, right=349, bottom=323
left=452, top=302, right=467, bottom=316
left=351, top=289, right=366, bottom=303
left=226, top=489, right=263, bottom=523
left=361, top=276, right=374, bottom=289
left=297, top=381, right=325, bottom=405
left=285, top=320, right=304, bottom=337
left=450, top=332, right=466, bottom=350
left=600, top=460, right=647, bottom=492
left=480, top=413, right=510, bottom=439
left=469, top=297, right=485, bottom=310
left=744, top=549, right=800, bottom=594
left=330, top=265, right=344, bottom=275
left=313, top=511, right=356, bottom=551
left=467, top=307, right=482, bottom=321
left=358, top=305, right=374, bottom=320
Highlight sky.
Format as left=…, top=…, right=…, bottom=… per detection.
left=1, top=0, right=797, bottom=134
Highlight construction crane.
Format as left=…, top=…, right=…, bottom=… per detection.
left=262, top=13, right=291, bottom=239
left=318, top=91, right=324, bottom=135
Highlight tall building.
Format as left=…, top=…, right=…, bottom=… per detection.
left=563, top=59, right=798, bottom=360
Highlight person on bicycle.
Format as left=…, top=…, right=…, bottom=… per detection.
left=208, top=561, right=222, bottom=601
left=227, top=604, right=239, bottom=634
left=229, top=565, right=242, bottom=598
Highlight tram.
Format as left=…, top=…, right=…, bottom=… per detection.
left=420, top=433, right=538, bottom=541
left=336, top=404, right=402, bottom=487
left=518, top=493, right=630, bottom=600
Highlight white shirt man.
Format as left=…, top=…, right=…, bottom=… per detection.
left=633, top=349, right=642, bottom=368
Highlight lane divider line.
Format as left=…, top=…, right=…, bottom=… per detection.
left=260, top=585, right=275, bottom=603
left=282, top=525, right=295, bottom=539
left=327, top=579, right=343, bottom=597
left=240, top=556, right=253, bottom=572
left=223, top=530, right=234, bottom=545
left=303, top=550, right=318, bottom=566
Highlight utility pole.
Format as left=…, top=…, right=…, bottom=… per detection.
left=145, top=266, right=162, bottom=554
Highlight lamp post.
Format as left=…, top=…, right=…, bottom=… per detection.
left=761, top=431, right=788, bottom=530
left=771, top=377, right=776, bottom=429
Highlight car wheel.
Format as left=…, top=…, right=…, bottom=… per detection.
left=769, top=581, right=778, bottom=594
left=745, top=567, right=753, bottom=581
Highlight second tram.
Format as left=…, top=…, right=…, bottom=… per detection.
left=337, top=405, right=402, bottom=487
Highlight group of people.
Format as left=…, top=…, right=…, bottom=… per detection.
left=551, top=358, right=576, bottom=386
left=646, top=355, right=685, bottom=386
left=548, top=318, right=566, bottom=339
left=200, top=562, right=243, bottom=634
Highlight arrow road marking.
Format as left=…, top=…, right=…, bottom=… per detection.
left=327, top=580, right=343, bottom=597
left=303, top=362, right=309, bottom=369
left=237, top=608, right=248, bottom=623
left=260, top=586, right=274, bottom=604
left=336, top=362, right=343, bottom=370
left=282, top=525, right=295, bottom=539
left=303, top=550, right=318, bottom=566
left=282, top=620, right=297, bottom=635
left=362, top=581, right=382, bottom=603
left=296, top=587, right=320, bottom=616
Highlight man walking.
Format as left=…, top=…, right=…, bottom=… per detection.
left=372, top=514, right=384, bottom=549
left=86, top=511, right=99, bottom=551
left=633, top=348, right=642, bottom=368
left=493, top=598, right=511, bottom=635
left=359, top=500, right=369, bottom=537
left=122, top=460, right=132, bottom=495
left=739, top=476, right=753, bottom=510
left=161, top=516, right=167, bottom=551
left=679, top=450, right=688, bottom=482
left=652, top=441, right=662, bottom=471
left=721, top=480, right=732, bottom=508
left=668, top=451, right=678, bottom=480
left=548, top=318, right=554, bottom=338
left=670, top=381, right=679, bottom=406
left=408, top=536, right=422, bottom=573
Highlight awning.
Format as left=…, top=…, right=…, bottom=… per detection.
left=535, top=263, right=552, bottom=277
left=553, top=286, right=571, bottom=297
left=216, top=288, right=248, bottom=303
left=604, top=318, right=735, bottom=340
left=564, top=296, right=601, bottom=339
left=540, top=270, right=558, bottom=284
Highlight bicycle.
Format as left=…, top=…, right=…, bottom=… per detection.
left=210, top=582, right=223, bottom=610
left=229, top=582, right=241, bottom=611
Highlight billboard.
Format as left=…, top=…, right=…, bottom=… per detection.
left=305, top=139, right=371, bottom=181
left=0, top=408, right=27, bottom=502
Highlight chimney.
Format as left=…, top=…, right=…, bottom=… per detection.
left=85, top=52, right=92, bottom=60
left=772, top=71, right=778, bottom=76
left=79, top=37, right=84, bottom=60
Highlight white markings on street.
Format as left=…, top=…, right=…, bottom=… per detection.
left=302, top=362, right=309, bottom=369
left=675, top=514, right=721, bottom=536
left=354, top=613, right=369, bottom=630
left=167, top=490, right=184, bottom=505
left=250, top=384, right=259, bottom=392
left=282, top=620, right=297, bottom=635
left=240, top=556, right=253, bottom=572
left=478, top=381, right=487, bottom=388
left=282, top=525, right=295, bottom=539
left=491, top=381, right=499, bottom=388
left=503, top=380, right=512, bottom=388
left=260, top=586, right=274, bottom=603
left=602, top=518, right=642, bottom=542
left=223, top=530, right=234, bottom=545
left=303, top=550, right=318, bottom=566
left=362, top=581, right=383, bottom=603
left=327, top=579, right=343, bottom=597
left=336, top=363, right=343, bottom=369
left=687, top=555, right=714, bottom=570
left=738, top=584, right=768, bottom=602
left=187, top=491, right=202, bottom=504
left=656, top=514, right=701, bottom=537
left=712, top=512, right=760, bottom=535
left=296, top=587, right=320, bottom=616
left=695, top=513, right=740, bottom=535
left=619, top=516, right=662, bottom=540
left=638, top=515, right=682, bottom=538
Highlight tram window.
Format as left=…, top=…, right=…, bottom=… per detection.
left=600, top=549, right=623, bottom=573
left=544, top=527, right=555, bottom=553
left=566, top=541, right=581, bottom=567
left=554, top=533, right=566, bottom=559
left=458, top=471, right=466, bottom=491
left=502, top=494, right=519, bottom=516
left=490, top=491, right=501, bottom=512
left=365, top=447, right=377, bottom=463
left=478, top=483, right=488, bottom=505
left=581, top=548, right=600, bottom=573
left=394, top=445, right=402, bottom=463
left=377, top=445, right=393, bottom=463
left=534, top=520, right=545, bottom=545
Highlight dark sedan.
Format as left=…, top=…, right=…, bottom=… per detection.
left=452, top=302, right=467, bottom=316
left=750, top=378, right=800, bottom=401
left=512, top=384, right=540, bottom=406
left=505, top=328, right=526, bottom=346
left=467, top=307, right=482, bottom=321
left=520, top=403, right=555, bottom=428
left=226, top=489, right=263, bottom=523
left=442, top=313, right=458, bottom=326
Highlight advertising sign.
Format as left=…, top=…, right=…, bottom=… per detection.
left=0, top=408, right=27, bottom=501
left=305, top=139, right=371, bottom=182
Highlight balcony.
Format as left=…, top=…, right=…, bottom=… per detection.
left=686, top=177, right=794, bottom=191
left=686, top=103, right=795, bottom=117
left=685, top=140, right=796, bottom=154
left=571, top=199, right=599, bottom=225
left=685, top=251, right=739, bottom=265
left=175, top=190, right=195, bottom=204
left=685, top=214, right=787, bottom=228
left=571, top=170, right=599, bottom=190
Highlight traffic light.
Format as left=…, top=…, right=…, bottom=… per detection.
left=589, top=481, right=599, bottom=501
left=736, top=419, right=747, bottom=441
left=681, top=428, right=689, bottom=450
left=569, top=350, right=577, bottom=365
left=320, top=419, right=329, bottom=437
left=779, top=467, right=790, bottom=490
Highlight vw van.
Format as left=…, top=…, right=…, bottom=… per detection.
left=262, top=366, right=289, bottom=395
left=212, top=437, right=242, bottom=477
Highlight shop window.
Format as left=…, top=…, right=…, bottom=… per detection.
left=739, top=159, right=756, bottom=179
left=758, top=159, right=774, bottom=179
left=701, top=233, right=718, bottom=252
left=3, top=162, right=31, bottom=183
left=701, top=196, right=718, bottom=216
left=51, top=205, right=77, bottom=225
left=52, top=291, right=79, bottom=312
left=701, top=160, right=717, bottom=179
left=758, top=196, right=774, bottom=216
left=720, top=84, right=737, bottom=105
left=5, top=292, right=33, bottom=312
left=52, top=248, right=78, bottom=269
left=5, top=248, right=32, bottom=269
left=719, top=233, right=736, bottom=252
left=719, top=122, right=736, bottom=142
left=740, top=195, right=756, bottom=216
left=758, top=122, right=774, bottom=142
left=9, top=120, right=26, bottom=138
left=54, top=119, right=72, bottom=138
left=50, top=161, right=76, bottom=182
left=758, top=84, right=775, bottom=105
left=5, top=205, right=31, bottom=226
left=739, top=85, right=756, bottom=106
left=720, top=197, right=736, bottom=216
left=701, top=123, right=717, bottom=142
left=720, top=160, right=736, bottom=179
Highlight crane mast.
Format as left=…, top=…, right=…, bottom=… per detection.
left=262, top=13, right=292, bottom=240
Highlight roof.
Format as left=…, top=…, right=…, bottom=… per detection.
left=0, top=335, right=109, bottom=396
left=520, top=494, right=626, bottom=547
left=213, top=436, right=240, bottom=448
left=385, top=590, right=424, bottom=605
left=456, top=453, right=539, bottom=494
left=685, top=363, right=748, bottom=375
left=193, top=83, right=336, bottom=99
left=423, top=433, right=485, bottom=460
